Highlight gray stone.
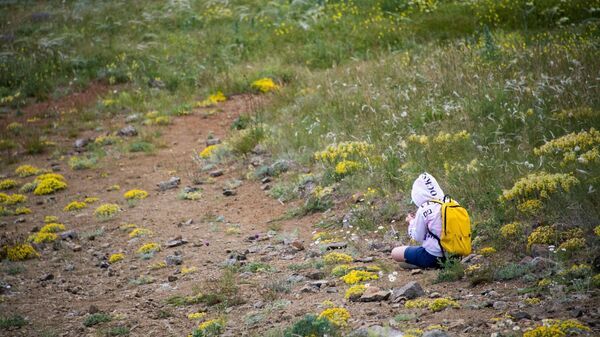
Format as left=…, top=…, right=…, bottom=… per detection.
left=530, top=244, right=549, bottom=257
left=493, top=301, right=508, bottom=310
left=528, top=256, right=556, bottom=272
left=286, top=274, right=308, bottom=284
left=125, top=114, right=140, bottom=122
left=223, top=189, right=236, bottom=196
left=358, top=287, right=390, bottom=302
left=347, top=325, right=404, bottom=337
left=354, top=256, right=374, bottom=263
left=391, top=281, right=425, bottom=302
left=157, top=176, right=180, bottom=191
left=322, top=241, right=347, bottom=250
left=74, top=138, right=90, bottom=150
left=206, top=138, right=221, bottom=146
left=299, top=284, right=318, bottom=293
left=461, top=254, right=484, bottom=265
left=423, top=330, right=451, bottom=337
left=165, top=255, right=183, bottom=266
left=305, top=270, right=325, bottom=280
left=117, top=125, right=137, bottom=137
left=209, top=170, right=223, bottom=177
left=59, top=230, right=78, bottom=240
left=165, top=237, right=187, bottom=248
left=511, top=311, right=532, bottom=320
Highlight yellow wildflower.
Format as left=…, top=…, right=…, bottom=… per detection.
left=84, top=197, right=99, bottom=203
left=334, top=160, right=361, bottom=176
left=314, top=141, right=373, bottom=165
left=1, top=193, right=27, bottom=205
left=35, top=173, right=65, bottom=182
left=196, top=91, right=227, bottom=107
left=595, top=225, right=600, bottom=237
left=478, top=247, right=496, bottom=256
left=94, top=203, right=120, bottom=219
left=0, top=179, right=18, bottom=190
left=187, top=312, right=206, bottom=320
left=312, top=185, right=333, bottom=199
left=44, top=215, right=59, bottom=223
left=517, top=199, right=543, bottom=216
left=195, top=319, right=225, bottom=335
left=500, top=222, right=522, bottom=238
left=124, top=189, right=148, bottom=200
left=251, top=78, right=279, bottom=93
left=340, top=270, right=378, bottom=284
left=181, top=266, right=198, bottom=274
left=40, top=223, right=66, bottom=233
left=318, top=307, right=350, bottom=327
left=33, top=178, right=67, bottom=195
left=5, top=243, right=39, bottom=261
left=199, top=145, right=218, bottom=159
left=63, top=201, right=87, bottom=212
left=523, top=319, right=590, bottom=337
left=527, top=226, right=556, bottom=247
left=137, top=243, right=160, bottom=254
left=28, top=232, right=58, bottom=244
left=150, top=261, right=167, bottom=270
left=109, top=253, right=125, bottom=264
left=534, top=128, right=600, bottom=165
left=558, top=238, right=585, bottom=252
left=15, top=165, right=41, bottom=177
left=323, top=252, right=353, bottom=265
left=344, top=284, right=366, bottom=299
left=537, top=278, right=551, bottom=287
left=500, top=172, right=579, bottom=202
left=14, top=207, right=31, bottom=215
left=129, top=228, right=152, bottom=238
left=524, top=297, right=541, bottom=305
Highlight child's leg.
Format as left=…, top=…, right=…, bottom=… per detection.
left=391, top=246, right=408, bottom=262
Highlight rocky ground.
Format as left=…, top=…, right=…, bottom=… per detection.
left=0, top=93, right=598, bottom=337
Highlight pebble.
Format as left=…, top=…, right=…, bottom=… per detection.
left=209, top=170, right=224, bottom=177
left=391, top=281, right=425, bottom=302
left=165, top=255, right=183, bottom=266
left=157, top=177, right=181, bottom=191
left=493, top=301, right=508, bottom=310
left=117, top=125, right=138, bottom=137
left=223, top=189, right=236, bottom=196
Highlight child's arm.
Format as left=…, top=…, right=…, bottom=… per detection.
left=410, top=208, right=428, bottom=243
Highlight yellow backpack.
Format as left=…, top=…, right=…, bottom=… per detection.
left=428, top=196, right=471, bottom=257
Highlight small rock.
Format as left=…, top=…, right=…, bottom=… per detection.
left=493, top=301, right=508, bottom=310
left=39, top=273, right=54, bottom=282
left=168, top=276, right=178, bottom=282
left=290, top=240, right=304, bottom=251
left=287, top=274, right=308, bottom=283
left=177, top=219, right=193, bottom=227
left=530, top=244, right=549, bottom=257
left=261, top=177, right=271, bottom=184
left=511, top=311, right=532, bottom=320
left=519, top=256, right=533, bottom=265
left=99, top=261, right=109, bottom=269
left=410, top=269, right=422, bottom=275
left=461, top=254, right=484, bottom=265
left=206, top=138, right=221, bottom=146
left=117, top=125, right=138, bottom=137
left=261, top=184, right=271, bottom=191
left=165, top=255, right=183, bottom=266
left=354, top=256, right=374, bottom=263
left=253, top=301, right=265, bottom=309
left=157, top=177, right=181, bottom=191
left=64, top=264, right=75, bottom=272
left=358, top=287, right=390, bottom=302
left=74, top=138, right=90, bottom=150
left=88, top=305, right=99, bottom=314
left=125, top=113, right=140, bottom=122
left=14, top=217, right=26, bottom=224
left=165, top=237, right=187, bottom=248
left=423, top=330, right=451, bottom=337
left=391, top=281, right=425, bottom=302
left=347, top=325, right=404, bottom=337
left=223, top=189, right=236, bottom=196
left=528, top=256, right=556, bottom=272
left=148, top=78, right=165, bottom=89
left=299, top=284, right=318, bottom=293
left=325, top=287, right=338, bottom=293
left=305, top=270, right=325, bottom=280
left=209, top=170, right=224, bottom=177
left=322, top=241, right=347, bottom=250
left=429, top=292, right=441, bottom=298
left=59, top=230, right=78, bottom=240
left=367, top=241, right=392, bottom=253
left=69, top=244, right=82, bottom=252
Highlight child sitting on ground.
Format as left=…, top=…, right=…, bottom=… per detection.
left=391, top=172, right=447, bottom=269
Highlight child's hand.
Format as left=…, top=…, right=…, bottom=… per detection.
left=405, top=212, right=415, bottom=224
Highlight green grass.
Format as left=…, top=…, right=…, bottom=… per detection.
left=83, top=313, right=111, bottom=327
left=0, top=315, right=27, bottom=329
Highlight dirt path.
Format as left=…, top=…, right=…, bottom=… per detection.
left=2, top=94, right=597, bottom=337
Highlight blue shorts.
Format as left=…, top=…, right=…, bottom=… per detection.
left=405, top=246, right=444, bottom=269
